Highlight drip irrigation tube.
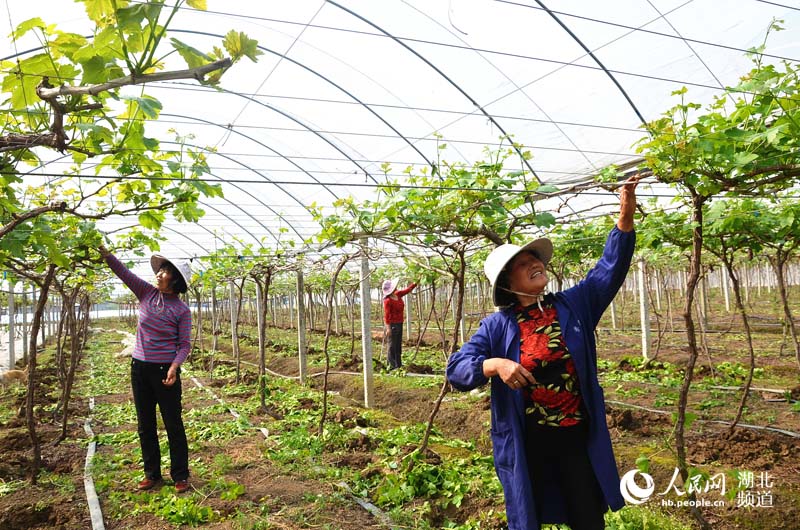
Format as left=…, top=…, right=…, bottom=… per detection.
left=86, top=333, right=403, bottom=526
left=605, top=399, right=800, bottom=438
left=187, top=369, right=395, bottom=527
left=84, top=395, right=106, bottom=529
left=188, top=373, right=269, bottom=438
left=218, top=356, right=440, bottom=379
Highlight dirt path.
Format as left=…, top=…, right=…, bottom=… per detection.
left=86, top=330, right=387, bottom=529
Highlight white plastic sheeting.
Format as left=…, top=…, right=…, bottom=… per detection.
left=3, top=0, right=800, bottom=258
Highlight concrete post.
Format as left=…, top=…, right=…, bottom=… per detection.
left=296, top=270, right=307, bottom=384
left=8, top=280, right=15, bottom=367
left=359, top=239, right=374, bottom=408
left=21, top=284, right=28, bottom=362
left=637, top=258, right=651, bottom=360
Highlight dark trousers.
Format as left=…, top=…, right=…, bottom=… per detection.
left=525, top=420, right=606, bottom=530
left=131, top=359, right=189, bottom=482
left=387, top=323, right=403, bottom=369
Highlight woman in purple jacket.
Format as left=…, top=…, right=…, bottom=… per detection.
left=446, top=177, right=639, bottom=530
left=100, top=246, right=193, bottom=494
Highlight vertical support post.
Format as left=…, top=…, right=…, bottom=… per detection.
left=721, top=266, right=731, bottom=312
left=8, top=279, right=16, bottom=368
left=637, top=258, right=651, bottom=360
left=296, top=269, right=307, bottom=384
left=610, top=299, right=618, bottom=330
left=21, top=284, right=29, bottom=362
left=359, top=239, right=374, bottom=408
left=229, top=280, right=240, bottom=378
left=756, top=266, right=762, bottom=296
left=765, top=265, right=771, bottom=292
left=458, top=300, right=465, bottom=346
left=37, top=286, right=45, bottom=344
left=307, top=290, right=314, bottom=332
left=255, top=281, right=265, bottom=380
left=289, top=293, right=295, bottom=329
left=0, top=283, right=5, bottom=365
left=211, top=285, right=219, bottom=353
left=334, top=291, right=341, bottom=335
left=698, top=274, right=708, bottom=329
left=654, top=270, right=662, bottom=311
left=743, top=266, right=750, bottom=303
left=49, top=297, right=55, bottom=337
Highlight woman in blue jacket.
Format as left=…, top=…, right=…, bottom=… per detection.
left=446, top=177, right=639, bottom=530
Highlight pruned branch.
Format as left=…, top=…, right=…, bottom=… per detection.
left=0, top=193, right=184, bottom=242
left=477, top=224, right=504, bottom=245
left=0, top=59, right=232, bottom=155
left=0, top=202, right=67, bottom=240
left=0, top=133, right=62, bottom=153
left=698, top=166, right=800, bottom=193
left=36, top=58, right=232, bottom=99
left=64, top=198, right=185, bottom=220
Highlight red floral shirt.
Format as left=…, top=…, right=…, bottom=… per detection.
left=516, top=298, right=583, bottom=427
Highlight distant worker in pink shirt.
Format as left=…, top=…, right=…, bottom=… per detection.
left=99, top=245, right=193, bottom=494
left=382, top=278, right=417, bottom=370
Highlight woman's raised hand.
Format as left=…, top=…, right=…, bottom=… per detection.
left=617, top=175, right=641, bottom=232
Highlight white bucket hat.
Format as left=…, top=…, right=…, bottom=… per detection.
left=484, top=238, right=553, bottom=306
left=151, top=254, right=193, bottom=287
left=382, top=278, right=399, bottom=296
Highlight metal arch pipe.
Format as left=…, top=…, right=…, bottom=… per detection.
left=3, top=32, right=428, bottom=183
left=325, top=0, right=543, bottom=184
left=157, top=139, right=305, bottom=241
left=170, top=29, right=435, bottom=175
left=162, top=112, right=336, bottom=216
left=4, top=101, right=303, bottom=243
left=202, top=84, right=431, bottom=191
left=13, top=152, right=264, bottom=233
left=401, top=2, right=596, bottom=170
left=20, top=149, right=288, bottom=244
left=189, top=86, right=352, bottom=197
left=33, top=139, right=303, bottom=244
left=8, top=107, right=359, bottom=245
left=4, top=41, right=336, bottom=245
left=642, top=0, right=725, bottom=91
left=533, top=0, right=647, bottom=126
left=159, top=224, right=283, bottom=278
left=159, top=224, right=220, bottom=263
left=199, top=201, right=263, bottom=248
left=183, top=166, right=284, bottom=245
left=13, top=157, right=284, bottom=252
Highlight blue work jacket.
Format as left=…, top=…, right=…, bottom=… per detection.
left=446, top=227, right=635, bottom=529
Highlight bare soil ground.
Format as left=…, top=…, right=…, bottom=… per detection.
left=0, top=375, right=90, bottom=530
left=1, top=306, right=798, bottom=529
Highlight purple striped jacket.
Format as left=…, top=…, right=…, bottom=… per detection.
left=106, top=253, right=192, bottom=365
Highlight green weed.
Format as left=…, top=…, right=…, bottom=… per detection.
left=0, top=479, right=26, bottom=497
left=128, top=488, right=215, bottom=526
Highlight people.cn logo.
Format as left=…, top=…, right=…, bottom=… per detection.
left=620, top=469, right=655, bottom=505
